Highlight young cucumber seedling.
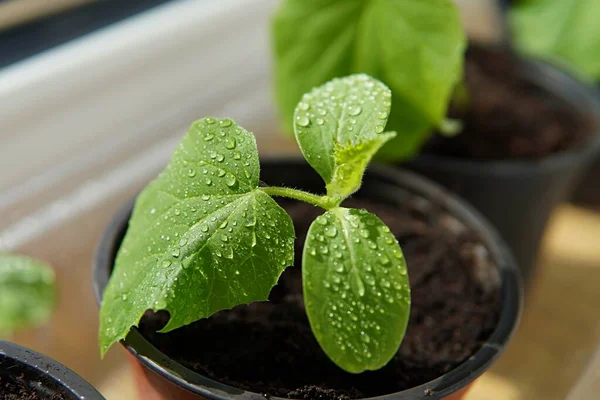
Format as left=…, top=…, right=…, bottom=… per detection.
left=99, top=74, right=411, bottom=373
left=273, top=0, right=467, bottom=161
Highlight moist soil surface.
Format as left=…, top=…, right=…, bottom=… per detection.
left=0, top=373, right=65, bottom=400
left=139, top=199, right=501, bottom=399
left=424, top=46, right=594, bottom=160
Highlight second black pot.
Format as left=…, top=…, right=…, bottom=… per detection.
left=405, top=54, right=600, bottom=282
left=0, top=341, right=105, bottom=400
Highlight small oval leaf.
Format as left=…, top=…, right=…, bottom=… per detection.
left=294, top=74, right=396, bottom=199
left=303, top=208, right=410, bottom=373
left=0, top=253, right=56, bottom=336
left=99, top=118, right=295, bottom=356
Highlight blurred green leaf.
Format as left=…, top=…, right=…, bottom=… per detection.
left=511, top=0, right=600, bottom=82
left=0, top=253, right=56, bottom=336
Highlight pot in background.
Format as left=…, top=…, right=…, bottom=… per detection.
left=0, top=341, right=105, bottom=400
left=405, top=53, right=600, bottom=283
left=93, top=160, right=522, bottom=400
left=573, top=156, right=600, bottom=208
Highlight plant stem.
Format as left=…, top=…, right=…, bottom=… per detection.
left=261, top=187, right=337, bottom=210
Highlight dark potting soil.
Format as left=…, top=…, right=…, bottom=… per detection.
left=139, top=198, right=501, bottom=399
left=424, top=46, right=594, bottom=160
left=0, top=373, right=65, bottom=400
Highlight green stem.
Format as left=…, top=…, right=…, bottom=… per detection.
left=261, top=187, right=337, bottom=210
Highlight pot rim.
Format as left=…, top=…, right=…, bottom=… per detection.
left=0, top=341, right=105, bottom=400
left=93, top=160, right=523, bottom=400
left=411, top=47, right=600, bottom=175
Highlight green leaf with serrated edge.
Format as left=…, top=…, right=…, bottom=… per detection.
left=510, top=0, right=600, bottom=82
left=294, top=74, right=396, bottom=199
left=273, top=0, right=466, bottom=161
left=0, top=253, right=56, bottom=336
left=99, top=118, right=295, bottom=356
left=303, top=208, right=410, bottom=373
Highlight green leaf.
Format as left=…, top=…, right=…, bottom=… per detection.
left=303, top=208, right=410, bottom=373
left=99, top=118, right=295, bottom=356
left=294, top=74, right=396, bottom=200
left=510, top=0, right=600, bottom=82
left=0, top=253, right=56, bottom=336
left=273, top=0, right=466, bottom=161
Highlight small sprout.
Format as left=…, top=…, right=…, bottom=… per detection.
left=0, top=252, right=57, bottom=336
left=99, top=75, right=411, bottom=374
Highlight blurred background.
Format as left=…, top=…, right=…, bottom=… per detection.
left=0, top=0, right=599, bottom=399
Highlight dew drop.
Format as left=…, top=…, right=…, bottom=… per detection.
left=324, top=226, right=337, bottom=238
left=216, top=154, right=225, bottom=162
left=206, top=117, right=215, bottom=124
left=225, top=174, right=237, bottom=187
left=296, top=116, right=310, bottom=127
left=348, top=105, right=362, bottom=116
left=204, top=133, right=214, bottom=141
left=359, top=229, right=369, bottom=238
left=316, top=118, right=324, bottom=126
left=161, top=260, right=172, bottom=268
left=361, top=332, right=371, bottom=344
left=219, top=119, right=232, bottom=127
left=375, top=125, right=384, bottom=133
left=201, top=194, right=210, bottom=201
left=200, top=225, right=209, bottom=232
left=205, top=178, right=213, bottom=186
left=172, top=248, right=180, bottom=257
left=217, top=169, right=226, bottom=177
left=188, top=169, right=197, bottom=177
left=225, top=137, right=236, bottom=149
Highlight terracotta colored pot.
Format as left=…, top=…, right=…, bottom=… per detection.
left=94, top=161, right=522, bottom=400
left=126, top=350, right=473, bottom=400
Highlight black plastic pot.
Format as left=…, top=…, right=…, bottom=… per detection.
left=405, top=54, right=600, bottom=283
left=572, top=87, right=600, bottom=208
left=0, top=341, right=104, bottom=400
left=93, top=160, right=522, bottom=400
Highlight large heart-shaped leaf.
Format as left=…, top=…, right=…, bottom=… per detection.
left=303, top=208, right=410, bottom=373
left=0, top=253, right=56, bottom=336
left=99, top=118, right=295, bottom=356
